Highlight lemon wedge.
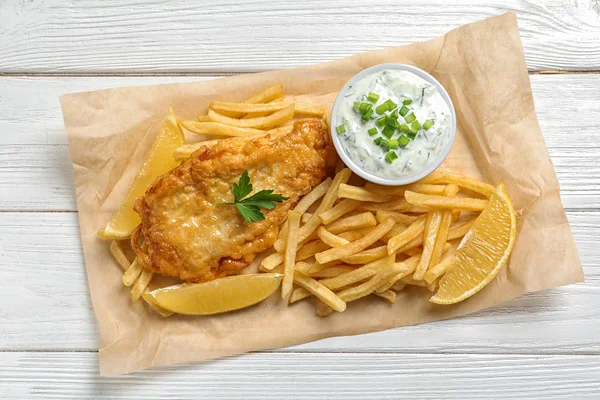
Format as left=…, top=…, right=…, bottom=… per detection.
left=99, top=107, right=185, bottom=239
left=430, top=184, right=516, bottom=305
left=143, top=273, right=283, bottom=315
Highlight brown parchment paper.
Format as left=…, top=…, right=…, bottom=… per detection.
left=60, top=12, right=583, bottom=376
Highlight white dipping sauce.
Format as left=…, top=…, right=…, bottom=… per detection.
left=336, top=70, right=451, bottom=179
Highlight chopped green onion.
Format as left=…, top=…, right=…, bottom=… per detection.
left=399, top=105, right=410, bottom=117
left=398, top=124, right=410, bottom=133
left=376, top=116, right=387, bottom=126
left=385, top=151, right=398, bottom=163
left=359, top=102, right=372, bottom=114
left=407, top=130, right=417, bottom=140
left=382, top=125, right=395, bottom=139
left=411, top=120, right=421, bottom=131
left=362, top=108, right=374, bottom=121
left=336, top=124, right=346, bottom=135
left=380, top=139, right=390, bottom=152
left=353, top=102, right=360, bottom=112
left=404, top=113, right=416, bottom=123
left=367, top=127, right=378, bottom=136
left=373, top=137, right=383, bottom=146
left=403, top=99, right=413, bottom=105
left=423, top=119, right=434, bottom=130
left=385, top=99, right=397, bottom=110
left=390, top=108, right=399, bottom=119
left=367, top=92, right=380, bottom=102
left=389, top=138, right=399, bottom=149
left=399, top=135, right=410, bottom=147
left=375, top=102, right=389, bottom=114
left=385, top=115, right=397, bottom=127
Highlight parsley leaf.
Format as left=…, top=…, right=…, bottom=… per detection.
left=233, top=170, right=252, bottom=202
left=235, top=203, right=265, bottom=222
left=220, top=170, right=289, bottom=223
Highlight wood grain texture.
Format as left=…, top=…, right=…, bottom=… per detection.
left=0, top=1, right=599, bottom=73
left=0, top=211, right=595, bottom=352
left=1, top=352, right=599, bottom=399
left=0, top=74, right=599, bottom=211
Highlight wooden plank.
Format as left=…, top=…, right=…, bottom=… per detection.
left=0, top=1, right=599, bottom=73
left=1, top=74, right=598, bottom=147
left=1, top=352, right=599, bottom=399
left=0, top=211, right=596, bottom=352
left=0, top=75, right=599, bottom=211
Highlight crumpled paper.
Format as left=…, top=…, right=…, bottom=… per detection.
left=60, top=12, right=583, bottom=376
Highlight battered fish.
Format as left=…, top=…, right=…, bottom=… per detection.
left=133, top=119, right=337, bottom=282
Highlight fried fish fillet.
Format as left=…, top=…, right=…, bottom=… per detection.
left=133, top=119, right=337, bottom=282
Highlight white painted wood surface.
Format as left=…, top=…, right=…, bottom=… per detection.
left=1, top=0, right=600, bottom=72
left=1, top=0, right=599, bottom=398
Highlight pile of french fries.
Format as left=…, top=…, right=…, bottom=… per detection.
left=173, top=84, right=326, bottom=161
left=261, top=168, right=495, bottom=317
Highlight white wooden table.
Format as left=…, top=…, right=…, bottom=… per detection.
left=1, top=1, right=599, bottom=398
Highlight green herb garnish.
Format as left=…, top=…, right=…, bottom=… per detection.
left=367, top=92, right=380, bottom=102
left=404, top=113, right=416, bottom=123
left=423, top=119, right=434, bottom=130
left=385, top=151, right=398, bottom=163
left=399, top=135, right=410, bottom=147
left=219, top=170, right=288, bottom=223
left=336, top=124, right=346, bottom=134
left=368, top=127, right=379, bottom=136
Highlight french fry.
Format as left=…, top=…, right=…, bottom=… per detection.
left=197, top=115, right=212, bottom=122
left=296, top=240, right=330, bottom=261
left=341, top=245, right=387, bottom=264
left=244, top=84, right=285, bottom=104
left=294, top=261, right=313, bottom=276
left=319, top=255, right=394, bottom=291
left=374, top=290, right=397, bottom=304
left=387, top=216, right=427, bottom=255
left=413, top=210, right=443, bottom=280
left=420, top=171, right=495, bottom=197
left=294, top=272, right=346, bottom=312
left=180, top=120, right=264, bottom=137
left=318, top=226, right=349, bottom=247
left=396, top=219, right=472, bottom=254
left=286, top=168, right=352, bottom=248
left=360, top=198, right=428, bottom=213
left=301, top=213, right=313, bottom=224
left=261, top=252, right=284, bottom=271
left=308, top=260, right=342, bottom=275
left=427, top=279, right=439, bottom=292
left=403, top=247, right=423, bottom=257
left=294, top=103, right=326, bottom=117
left=375, top=210, right=417, bottom=225
left=338, top=184, right=394, bottom=203
left=277, top=177, right=332, bottom=245
left=209, top=101, right=293, bottom=114
left=130, top=268, right=153, bottom=301
left=337, top=229, right=368, bottom=242
left=109, top=240, right=131, bottom=270
left=208, top=104, right=294, bottom=129
left=400, top=276, right=428, bottom=288
left=282, top=210, right=302, bottom=298
left=289, top=287, right=312, bottom=304
left=315, top=218, right=396, bottom=264
left=310, top=266, right=355, bottom=279
left=242, top=95, right=285, bottom=119
left=364, top=182, right=446, bottom=196
left=122, top=258, right=143, bottom=287
left=319, top=199, right=362, bottom=225
left=173, top=127, right=291, bottom=161
left=428, top=184, right=460, bottom=267
left=222, top=84, right=285, bottom=118
left=326, top=212, right=377, bottom=234
left=424, top=257, right=454, bottom=284
left=317, top=261, right=406, bottom=316
left=381, top=223, right=407, bottom=242
left=376, top=255, right=420, bottom=293
left=404, top=190, right=488, bottom=211
left=390, top=282, right=406, bottom=292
